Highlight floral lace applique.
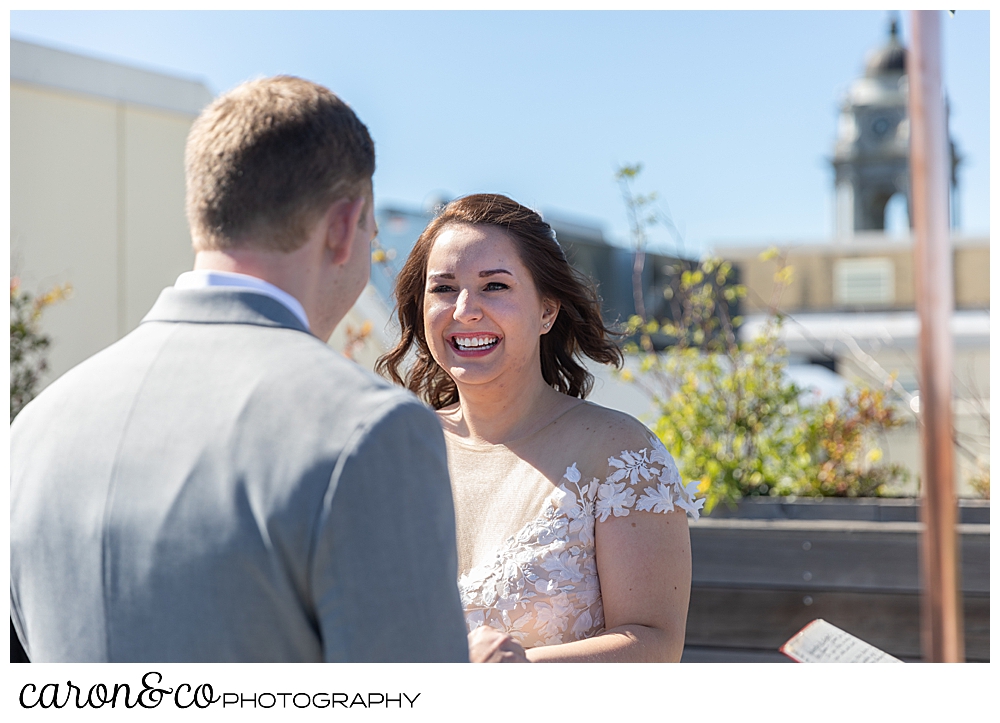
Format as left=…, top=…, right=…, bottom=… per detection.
left=459, top=436, right=702, bottom=648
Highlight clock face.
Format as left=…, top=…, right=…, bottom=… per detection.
left=871, top=116, right=891, bottom=138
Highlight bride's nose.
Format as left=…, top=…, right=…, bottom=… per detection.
left=453, top=289, right=483, bottom=323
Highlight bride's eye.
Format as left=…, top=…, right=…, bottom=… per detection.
left=428, top=284, right=456, bottom=294
left=484, top=281, right=509, bottom=291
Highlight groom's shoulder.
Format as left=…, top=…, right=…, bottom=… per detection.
left=272, top=333, right=429, bottom=419
left=282, top=334, right=393, bottom=393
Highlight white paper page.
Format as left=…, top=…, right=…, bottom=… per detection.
left=781, top=619, right=904, bottom=663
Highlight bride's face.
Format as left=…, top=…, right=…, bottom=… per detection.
left=423, top=223, right=558, bottom=392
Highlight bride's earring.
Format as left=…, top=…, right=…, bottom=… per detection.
left=543, top=321, right=551, bottom=329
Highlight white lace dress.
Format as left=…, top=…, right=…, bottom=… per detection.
left=446, top=432, right=703, bottom=649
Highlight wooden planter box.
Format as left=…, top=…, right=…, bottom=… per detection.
left=680, top=498, right=990, bottom=663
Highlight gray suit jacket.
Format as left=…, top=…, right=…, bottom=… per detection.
left=10, top=288, right=469, bottom=662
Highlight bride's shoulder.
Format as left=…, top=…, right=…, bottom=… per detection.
left=562, top=402, right=667, bottom=468
left=568, top=401, right=660, bottom=448
left=564, top=401, right=703, bottom=520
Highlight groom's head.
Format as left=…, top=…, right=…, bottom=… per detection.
left=185, top=76, right=375, bottom=253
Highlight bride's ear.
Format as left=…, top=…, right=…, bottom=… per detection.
left=541, top=300, right=560, bottom=333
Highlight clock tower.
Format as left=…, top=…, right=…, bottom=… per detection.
left=832, top=17, right=960, bottom=237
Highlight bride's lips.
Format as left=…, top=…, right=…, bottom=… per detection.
left=449, top=332, right=502, bottom=358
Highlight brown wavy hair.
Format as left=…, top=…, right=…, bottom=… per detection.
left=376, top=193, right=623, bottom=409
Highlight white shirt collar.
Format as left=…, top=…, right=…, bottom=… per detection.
left=174, top=270, right=311, bottom=331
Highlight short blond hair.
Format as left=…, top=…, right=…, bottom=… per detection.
left=185, top=76, right=375, bottom=252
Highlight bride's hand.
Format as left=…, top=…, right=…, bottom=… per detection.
left=467, top=626, right=529, bottom=663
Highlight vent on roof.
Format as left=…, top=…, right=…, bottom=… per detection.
left=834, top=257, right=895, bottom=306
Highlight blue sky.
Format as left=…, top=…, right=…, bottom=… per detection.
left=10, top=10, right=990, bottom=255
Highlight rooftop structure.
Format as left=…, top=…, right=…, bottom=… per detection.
left=831, top=17, right=960, bottom=237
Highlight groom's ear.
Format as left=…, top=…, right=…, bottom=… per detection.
left=324, top=196, right=367, bottom=266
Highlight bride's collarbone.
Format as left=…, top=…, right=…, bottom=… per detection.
left=542, top=403, right=657, bottom=476
left=510, top=408, right=624, bottom=477
left=439, top=394, right=580, bottom=446
left=445, top=398, right=651, bottom=480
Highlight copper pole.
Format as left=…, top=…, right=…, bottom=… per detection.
left=907, top=10, right=964, bottom=663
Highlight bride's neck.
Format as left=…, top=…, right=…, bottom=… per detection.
left=448, top=372, right=575, bottom=446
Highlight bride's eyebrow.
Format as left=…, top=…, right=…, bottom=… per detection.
left=426, top=269, right=512, bottom=281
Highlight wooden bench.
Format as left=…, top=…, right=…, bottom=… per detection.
left=680, top=499, right=990, bottom=662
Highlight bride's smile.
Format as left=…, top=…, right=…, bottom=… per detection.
left=449, top=333, right=502, bottom=356
left=423, top=223, right=557, bottom=389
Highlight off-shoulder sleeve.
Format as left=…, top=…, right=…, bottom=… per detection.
left=594, top=436, right=704, bottom=522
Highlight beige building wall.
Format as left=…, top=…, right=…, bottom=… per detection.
left=10, top=39, right=393, bottom=388
left=954, top=246, right=991, bottom=309
left=10, top=40, right=212, bottom=386
left=11, top=84, right=199, bottom=368
left=725, top=237, right=989, bottom=315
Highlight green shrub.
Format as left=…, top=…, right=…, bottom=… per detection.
left=10, top=277, right=70, bottom=422
left=618, top=258, right=909, bottom=513
left=626, top=322, right=907, bottom=513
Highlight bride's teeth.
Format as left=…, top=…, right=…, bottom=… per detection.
left=455, top=335, right=497, bottom=349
